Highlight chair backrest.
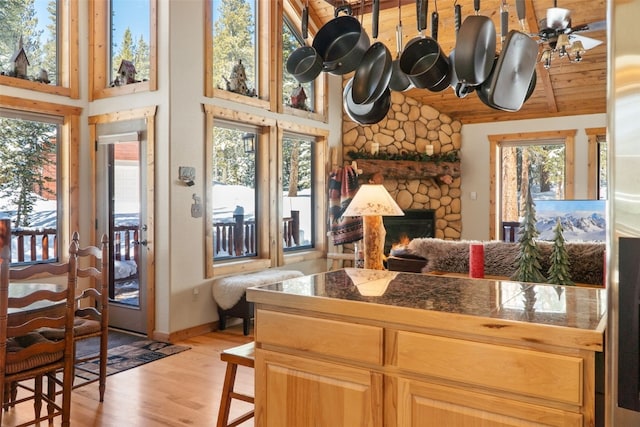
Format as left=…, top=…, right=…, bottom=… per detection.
left=72, top=232, right=109, bottom=325
left=5, top=241, right=77, bottom=371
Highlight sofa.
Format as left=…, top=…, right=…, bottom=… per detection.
left=394, top=238, right=605, bottom=286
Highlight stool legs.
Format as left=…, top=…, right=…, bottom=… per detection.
left=217, top=343, right=255, bottom=427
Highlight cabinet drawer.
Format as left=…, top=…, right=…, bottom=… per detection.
left=396, top=331, right=583, bottom=405
left=256, top=309, right=383, bottom=365
left=397, top=377, right=583, bottom=427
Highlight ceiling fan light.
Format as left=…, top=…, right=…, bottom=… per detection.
left=570, top=40, right=586, bottom=62
left=541, top=49, right=552, bottom=69
left=546, top=7, right=571, bottom=30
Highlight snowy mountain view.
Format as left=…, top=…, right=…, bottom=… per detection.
left=533, top=200, right=606, bottom=242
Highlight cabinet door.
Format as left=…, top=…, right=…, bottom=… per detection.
left=256, top=349, right=383, bottom=427
left=396, top=378, right=583, bottom=427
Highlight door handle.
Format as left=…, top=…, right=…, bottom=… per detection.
left=133, top=240, right=148, bottom=246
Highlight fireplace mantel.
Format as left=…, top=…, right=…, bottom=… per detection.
left=356, top=159, right=461, bottom=180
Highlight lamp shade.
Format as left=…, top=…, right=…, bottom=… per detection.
left=342, top=184, right=404, bottom=217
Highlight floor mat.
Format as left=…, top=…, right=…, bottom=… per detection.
left=74, top=331, right=190, bottom=385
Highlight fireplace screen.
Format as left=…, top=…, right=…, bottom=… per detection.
left=383, top=210, right=435, bottom=255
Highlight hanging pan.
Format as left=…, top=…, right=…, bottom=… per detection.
left=389, top=0, right=412, bottom=92
left=344, top=77, right=391, bottom=125
left=352, top=0, right=392, bottom=104
left=454, top=0, right=496, bottom=87
left=476, top=1, right=537, bottom=112
left=286, top=3, right=322, bottom=83
left=312, top=5, right=370, bottom=75
left=399, top=0, right=451, bottom=92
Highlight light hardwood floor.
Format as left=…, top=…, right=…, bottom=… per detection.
left=2, top=324, right=255, bottom=427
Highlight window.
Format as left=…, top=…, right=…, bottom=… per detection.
left=89, top=0, right=157, bottom=100
left=109, top=0, right=151, bottom=85
left=282, top=18, right=314, bottom=111
left=0, top=96, right=81, bottom=264
left=204, top=105, right=327, bottom=277
left=489, top=131, right=576, bottom=240
left=211, top=123, right=258, bottom=260
left=586, top=128, right=607, bottom=200
left=0, top=0, right=78, bottom=98
left=210, top=0, right=258, bottom=96
left=282, top=134, right=314, bottom=251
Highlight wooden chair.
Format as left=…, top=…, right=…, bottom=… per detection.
left=70, top=232, right=109, bottom=401
left=216, top=342, right=255, bottom=427
left=1, top=240, right=77, bottom=427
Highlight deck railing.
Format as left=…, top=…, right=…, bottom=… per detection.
left=213, top=211, right=300, bottom=257
left=7, top=225, right=141, bottom=266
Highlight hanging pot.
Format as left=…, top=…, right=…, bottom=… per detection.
left=389, top=0, right=412, bottom=92
left=399, top=0, right=451, bottom=92
left=453, top=0, right=496, bottom=87
left=475, top=31, right=538, bottom=112
left=352, top=0, right=392, bottom=104
left=312, top=5, right=370, bottom=75
left=343, top=77, right=391, bottom=125
left=286, top=5, right=322, bottom=83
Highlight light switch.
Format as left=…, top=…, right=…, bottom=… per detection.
left=470, top=191, right=478, bottom=200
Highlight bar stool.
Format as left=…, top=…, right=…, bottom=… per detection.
left=217, top=342, right=255, bottom=427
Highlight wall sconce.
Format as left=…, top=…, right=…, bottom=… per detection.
left=242, top=132, right=255, bottom=153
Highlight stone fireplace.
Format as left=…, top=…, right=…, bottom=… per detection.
left=342, top=90, right=462, bottom=240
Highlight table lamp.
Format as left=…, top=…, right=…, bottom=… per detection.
left=342, top=184, right=404, bottom=270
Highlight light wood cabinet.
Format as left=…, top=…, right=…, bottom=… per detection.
left=248, top=271, right=605, bottom=427
left=256, top=349, right=383, bottom=427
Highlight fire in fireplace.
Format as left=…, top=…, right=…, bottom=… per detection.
left=383, top=209, right=435, bottom=255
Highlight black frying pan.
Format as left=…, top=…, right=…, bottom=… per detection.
left=343, top=77, right=391, bottom=125
left=454, top=0, right=496, bottom=87
left=286, top=4, right=322, bottom=83
left=476, top=30, right=538, bottom=112
left=352, top=0, right=392, bottom=104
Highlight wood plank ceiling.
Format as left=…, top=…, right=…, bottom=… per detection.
left=302, top=0, right=606, bottom=124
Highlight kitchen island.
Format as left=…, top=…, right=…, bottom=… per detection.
left=246, top=269, right=606, bottom=426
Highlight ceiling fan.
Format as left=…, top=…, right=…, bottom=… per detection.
left=534, top=1, right=605, bottom=66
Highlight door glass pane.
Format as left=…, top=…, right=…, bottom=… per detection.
left=109, top=0, right=151, bottom=85
left=212, top=126, right=257, bottom=260
left=282, top=134, right=313, bottom=251
left=211, top=0, right=257, bottom=95
left=0, top=0, right=58, bottom=85
left=112, top=141, right=141, bottom=306
left=501, top=142, right=565, bottom=223
left=0, top=114, right=60, bottom=263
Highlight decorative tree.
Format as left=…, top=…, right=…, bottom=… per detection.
left=511, top=189, right=546, bottom=283
left=547, top=218, right=575, bottom=286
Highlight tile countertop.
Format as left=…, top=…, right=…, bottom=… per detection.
left=247, top=268, right=607, bottom=351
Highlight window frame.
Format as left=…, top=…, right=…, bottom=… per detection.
left=0, top=94, right=81, bottom=262
left=89, top=0, right=158, bottom=100
left=0, top=0, right=79, bottom=99
left=203, top=104, right=327, bottom=277
left=488, top=130, right=576, bottom=240
left=204, top=0, right=327, bottom=122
